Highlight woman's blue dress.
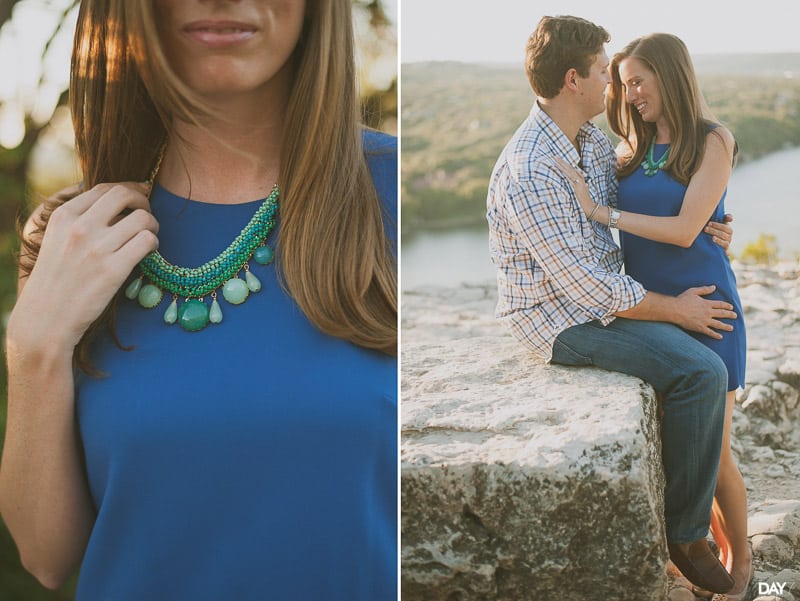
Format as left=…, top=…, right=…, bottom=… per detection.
left=74, top=131, right=397, bottom=600
left=618, top=143, right=746, bottom=392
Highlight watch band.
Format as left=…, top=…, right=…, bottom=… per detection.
left=609, top=208, right=621, bottom=229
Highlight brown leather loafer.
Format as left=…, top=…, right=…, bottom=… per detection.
left=667, top=538, right=734, bottom=594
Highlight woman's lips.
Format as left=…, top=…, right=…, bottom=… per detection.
left=183, top=21, right=258, bottom=48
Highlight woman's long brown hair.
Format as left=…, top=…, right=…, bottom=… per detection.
left=19, top=0, right=397, bottom=373
left=605, top=33, right=724, bottom=184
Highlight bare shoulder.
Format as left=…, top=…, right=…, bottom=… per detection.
left=706, top=125, right=736, bottom=161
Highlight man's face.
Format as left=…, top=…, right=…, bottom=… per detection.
left=578, top=50, right=611, bottom=119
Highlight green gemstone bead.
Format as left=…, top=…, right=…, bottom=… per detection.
left=222, top=278, right=249, bottom=305
left=245, top=270, right=262, bottom=292
left=164, top=299, right=178, bottom=324
left=138, top=284, right=163, bottom=308
left=134, top=187, right=279, bottom=309
left=209, top=298, right=223, bottom=324
left=178, top=299, right=210, bottom=332
left=125, top=276, right=143, bottom=300
left=253, top=245, right=274, bottom=265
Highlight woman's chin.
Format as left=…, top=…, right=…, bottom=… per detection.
left=178, top=60, right=292, bottom=100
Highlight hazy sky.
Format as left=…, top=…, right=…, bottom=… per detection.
left=401, top=0, right=800, bottom=63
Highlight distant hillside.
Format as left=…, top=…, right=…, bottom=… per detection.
left=692, top=53, right=800, bottom=77
left=401, top=55, right=800, bottom=233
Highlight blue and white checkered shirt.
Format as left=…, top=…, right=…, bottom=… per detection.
left=487, top=102, right=646, bottom=361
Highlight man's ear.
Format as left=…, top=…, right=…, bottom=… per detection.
left=564, top=68, right=578, bottom=91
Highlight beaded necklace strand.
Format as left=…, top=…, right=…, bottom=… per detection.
left=125, top=148, right=279, bottom=332
left=642, top=137, right=670, bottom=176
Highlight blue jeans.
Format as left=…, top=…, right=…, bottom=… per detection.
left=551, top=317, right=728, bottom=544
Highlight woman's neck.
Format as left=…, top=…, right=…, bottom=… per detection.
left=157, top=78, right=290, bottom=204
left=654, top=119, right=671, bottom=144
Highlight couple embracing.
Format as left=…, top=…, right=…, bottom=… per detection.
left=488, top=15, right=750, bottom=600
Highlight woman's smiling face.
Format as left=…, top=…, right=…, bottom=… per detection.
left=618, top=56, right=663, bottom=123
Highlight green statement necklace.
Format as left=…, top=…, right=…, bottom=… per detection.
left=642, top=137, right=670, bottom=176
left=125, top=153, right=279, bottom=332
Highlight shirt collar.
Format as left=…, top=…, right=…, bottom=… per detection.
left=528, top=101, right=598, bottom=168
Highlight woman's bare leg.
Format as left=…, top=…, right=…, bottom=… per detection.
left=709, top=390, right=751, bottom=596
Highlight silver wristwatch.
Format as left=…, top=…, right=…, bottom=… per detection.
left=608, top=208, right=621, bottom=229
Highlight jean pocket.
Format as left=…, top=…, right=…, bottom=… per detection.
left=552, top=338, right=593, bottom=367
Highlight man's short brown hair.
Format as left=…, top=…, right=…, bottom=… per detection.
left=525, top=15, right=610, bottom=98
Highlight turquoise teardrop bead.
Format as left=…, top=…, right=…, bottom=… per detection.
left=178, top=299, right=210, bottom=332
left=164, top=299, right=178, bottom=324
left=253, top=245, right=274, bottom=265
left=138, top=284, right=163, bottom=308
left=222, top=278, right=249, bottom=305
left=209, top=298, right=223, bottom=324
left=124, top=276, right=143, bottom=300
left=245, top=270, right=262, bottom=292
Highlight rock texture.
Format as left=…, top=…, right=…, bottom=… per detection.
left=402, top=337, right=667, bottom=601
left=402, top=260, right=800, bottom=601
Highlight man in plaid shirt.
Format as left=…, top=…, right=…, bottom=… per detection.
left=487, top=15, right=736, bottom=595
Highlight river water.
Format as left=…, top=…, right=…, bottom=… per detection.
left=401, top=147, right=800, bottom=291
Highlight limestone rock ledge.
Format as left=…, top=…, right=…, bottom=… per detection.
left=402, top=261, right=800, bottom=598
left=402, top=335, right=668, bottom=601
